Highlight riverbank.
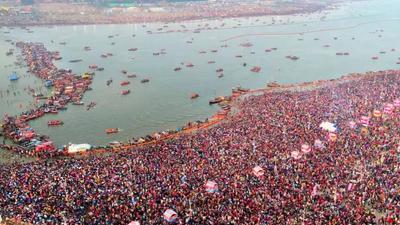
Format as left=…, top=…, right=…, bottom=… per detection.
left=1, top=69, right=400, bottom=223
left=0, top=0, right=343, bottom=27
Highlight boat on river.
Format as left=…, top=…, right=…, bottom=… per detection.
left=141, top=79, right=150, bottom=83
left=48, top=120, right=64, bottom=126
left=69, top=59, right=82, bottom=63
left=106, top=128, right=119, bottom=134
left=121, top=90, right=131, bottom=95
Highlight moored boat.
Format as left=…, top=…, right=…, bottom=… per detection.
left=209, top=96, right=225, bottom=105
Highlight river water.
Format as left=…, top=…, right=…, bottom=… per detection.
left=0, top=0, right=399, bottom=150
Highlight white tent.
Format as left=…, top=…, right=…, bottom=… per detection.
left=68, top=144, right=91, bottom=153
left=252, top=166, right=264, bottom=177
left=319, top=121, right=337, bottom=132
left=205, top=180, right=218, bottom=193
left=163, top=209, right=178, bottom=222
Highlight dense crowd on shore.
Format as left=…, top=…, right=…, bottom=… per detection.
left=0, top=0, right=332, bottom=27
left=1, top=42, right=92, bottom=157
left=1, top=70, right=400, bottom=224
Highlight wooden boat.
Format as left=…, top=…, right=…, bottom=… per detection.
left=69, top=59, right=83, bottom=63
left=190, top=93, right=199, bottom=99
left=250, top=66, right=261, bottom=73
left=209, top=96, right=225, bottom=105
left=121, top=90, right=131, bottom=95
left=48, top=120, right=63, bottom=126
left=120, top=81, right=130, bottom=86
left=72, top=101, right=84, bottom=105
left=106, top=128, right=119, bottom=134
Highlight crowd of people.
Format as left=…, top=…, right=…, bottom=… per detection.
left=1, top=69, right=400, bottom=224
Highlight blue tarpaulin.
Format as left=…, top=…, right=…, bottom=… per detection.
left=9, top=72, right=19, bottom=81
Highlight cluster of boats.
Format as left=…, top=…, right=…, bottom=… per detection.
left=1, top=42, right=95, bottom=156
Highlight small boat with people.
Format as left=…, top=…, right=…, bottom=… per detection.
left=86, top=102, right=97, bottom=111
left=48, top=120, right=64, bottom=126
left=216, top=68, right=223, bottom=73
left=232, top=86, right=250, bottom=94
left=186, top=63, right=194, bottom=68
left=209, top=96, right=225, bottom=105
left=106, top=79, right=113, bottom=86
left=128, top=48, right=138, bottom=52
left=120, top=81, right=130, bottom=86
left=141, top=79, right=150, bottom=83
left=190, top=93, right=199, bottom=99
left=121, top=90, right=131, bottom=95
left=72, top=101, right=84, bottom=105
left=9, top=72, right=19, bottom=81
left=69, top=59, right=82, bottom=63
left=127, top=74, right=137, bottom=78
left=106, top=128, right=119, bottom=134
left=250, top=66, right=261, bottom=73
left=174, top=67, right=182, bottom=71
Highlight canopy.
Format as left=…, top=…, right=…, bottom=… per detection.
left=394, top=99, right=400, bottom=107
left=314, top=139, right=324, bottom=149
left=319, top=121, right=337, bottom=132
left=163, top=209, right=178, bottom=223
left=252, top=166, right=264, bottom=177
left=301, top=144, right=311, bottom=153
left=204, top=180, right=218, bottom=193
left=360, top=116, right=370, bottom=126
left=68, top=144, right=91, bottom=153
left=9, top=72, right=19, bottom=81
left=291, top=150, right=302, bottom=159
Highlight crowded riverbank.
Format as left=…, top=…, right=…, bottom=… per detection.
left=1, top=42, right=93, bottom=157
left=0, top=0, right=341, bottom=27
left=1, top=69, right=400, bottom=224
